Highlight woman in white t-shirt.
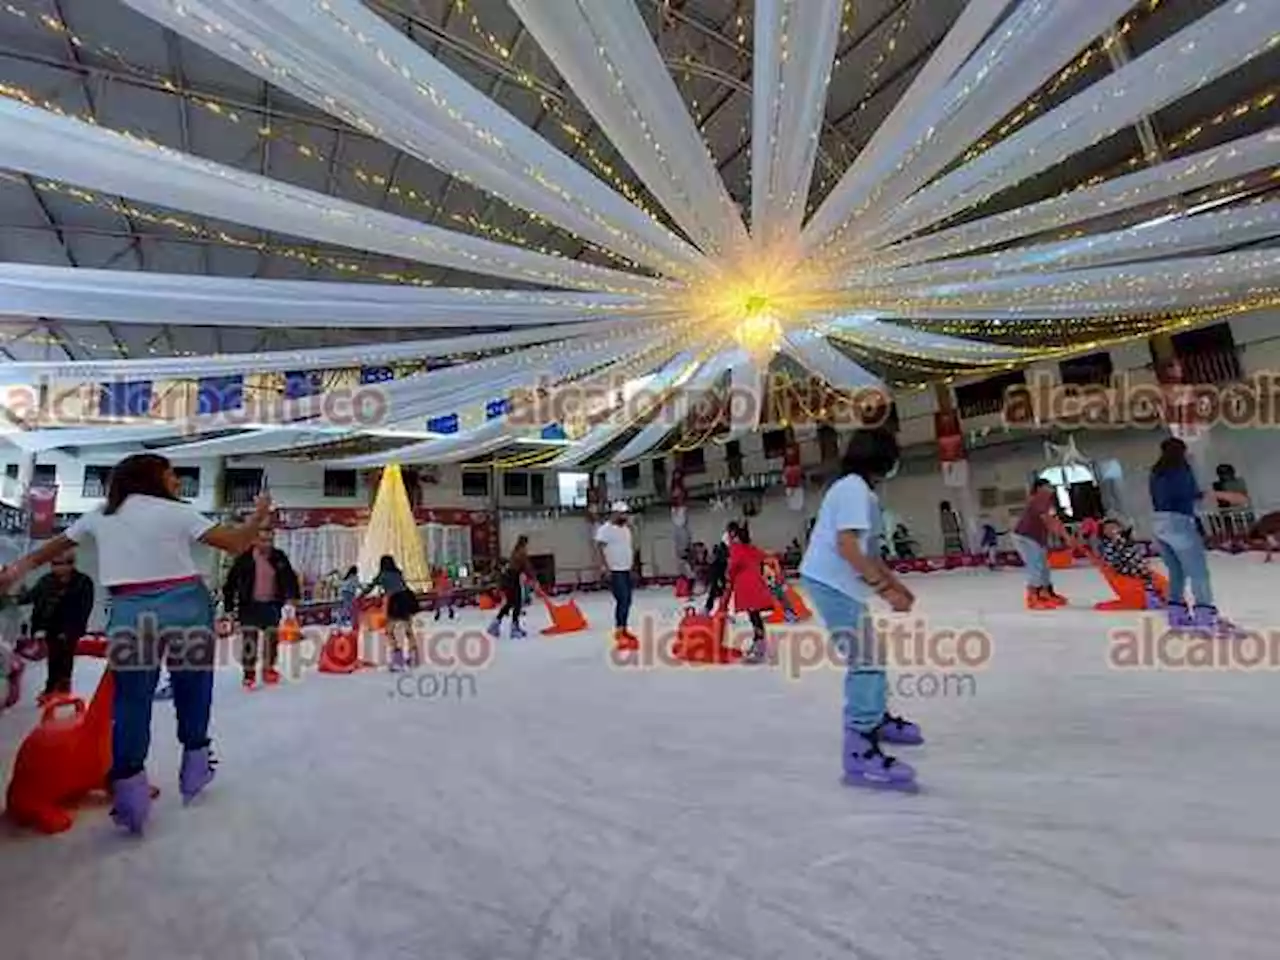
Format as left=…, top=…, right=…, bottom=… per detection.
left=0, top=453, right=271, bottom=834
left=799, top=427, right=921, bottom=792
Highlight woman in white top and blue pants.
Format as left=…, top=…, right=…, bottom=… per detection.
left=0, top=454, right=270, bottom=834
left=800, top=428, right=923, bottom=790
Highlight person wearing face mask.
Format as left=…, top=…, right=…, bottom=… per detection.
left=800, top=427, right=921, bottom=791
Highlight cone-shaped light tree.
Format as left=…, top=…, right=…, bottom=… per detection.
left=358, top=463, right=431, bottom=588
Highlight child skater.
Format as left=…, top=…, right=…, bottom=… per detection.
left=360, top=555, right=420, bottom=671
left=761, top=553, right=798, bottom=622
left=336, top=565, right=360, bottom=628
left=704, top=533, right=729, bottom=615
left=799, top=427, right=921, bottom=790
left=431, top=565, right=456, bottom=621
left=0, top=453, right=271, bottom=834
left=1098, top=516, right=1161, bottom=607
left=723, top=522, right=775, bottom=662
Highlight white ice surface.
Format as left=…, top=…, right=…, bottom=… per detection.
left=2, top=556, right=1279, bottom=960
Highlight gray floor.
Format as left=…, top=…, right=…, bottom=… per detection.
left=2, top=560, right=1278, bottom=960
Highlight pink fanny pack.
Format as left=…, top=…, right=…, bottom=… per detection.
left=109, top=575, right=202, bottom=597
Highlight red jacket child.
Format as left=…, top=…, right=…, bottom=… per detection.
left=726, top=541, right=775, bottom=613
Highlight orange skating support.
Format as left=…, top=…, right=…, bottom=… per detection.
left=477, top=591, right=499, bottom=611
left=1092, top=558, right=1169, bottom=611
left=540, top=593, right=589, bottom=636
left=1048, top=549, right=1077, bottom=570
left=671, top=608, right=742, bottom=664
left=76, top=635, right=109, bottom=658
left=766, top=585, right=812, bottom=624
left=6, top=670, right=114, bottom=834
left=674, top=576, right=692, bottom=600
left=318, top=627, right=368, bottom=674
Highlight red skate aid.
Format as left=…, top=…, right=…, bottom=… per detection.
left=671, top=607, right=741, bottom=664
left=5, top=670, right=114, bottom=834
left=318, top=628, right=363, bottom=674
left=1092, top=555, right=1169, bottom=611
left=538, top=589, right=589, bottom=636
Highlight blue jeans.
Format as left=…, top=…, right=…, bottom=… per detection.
left=1013, top=534, right=1052, bottom=589
left=106, top=581, right=216, bottom=781
left=609, top=571, right=633, bottom=629
left=1152, top=512, right=1214, bottom=608
left=802, top=577, right=885, bottom=734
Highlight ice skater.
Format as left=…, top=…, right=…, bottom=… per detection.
left=0, top=453, right=272, bottom=834
left=799, top=427, right=922, bottom=790
left=1149, top=437, right=1247, bottom=633
left=704, top=533, right=729, bottom=615
left=1098, top=516, right=1160, bottom=605
left=488, top=536, right=534, bottom=639
left=336, top=565, right=361, bottom=628
left=360, top=555, right=420, bottom=670
left=9, top=547, right=94, bottom=705
left=431, top=565, right=457, bottom=621
left=723, top=522, right=774, bottom=662
left=222, top=527, right=300, bottom=690
left=1013, top=478, right=1069, bottom=609
left=595, top=503, right=637, bottom=650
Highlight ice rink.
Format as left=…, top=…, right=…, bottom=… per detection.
left=2, top=556, right=1279, bottom=960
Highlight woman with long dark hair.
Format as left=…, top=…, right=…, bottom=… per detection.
left=1149, top=437, right=1246, bottom=633
left=799, top=427, right=921, bottom=790
left=0, top=453, right=271, bottom=834
left=488, top=535, right=533, bottom=639
left=360, top=554, right=420, bottom=670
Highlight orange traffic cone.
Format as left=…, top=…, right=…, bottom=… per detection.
left=540, top=592, right=589, bottom=635
left=6, top=670, right=115, bottom=834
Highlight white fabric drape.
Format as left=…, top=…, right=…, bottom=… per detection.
left=779, top=330, right=883, bottom=391
left=861, top=127, right=1280, bottom=271
left=849, top=201, right=1280, bottom=288
left=0, top=317, right=631, bottom=382
left=872, top=0, right=1280, bottom=248
left=120, top=0, right=704, bottom=280
left=612, top=348, right=745, bottom=462
left=0, top=100, right=669, bottom=295
left=824, top=316, right=1033, bottom=363
left=0, top=263, right=663, bottom=329
left=725, top=357, right=767, bottom=439
left=807, top=0, right=1136, bottom=260
left=801, top=0, right=1015, bottom=254
left=508, top=0, right=747, bottom=259
left=750, top=0, right=843, bottom=249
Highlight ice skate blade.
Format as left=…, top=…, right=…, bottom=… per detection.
left=840, top=773, right=920, bottom=794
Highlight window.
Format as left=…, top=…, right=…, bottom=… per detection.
left=817, top=424, right=839, bottom=462
left=323, top=468, right=358, bottom=499
left=32, top=464, right=56, bottom=489
left=174, top=467, right=201, bottom=500
left=955, top=371, right=1026, bottom=419
left=4, top=464, right=16, bottom=480
left=1059, top=351, right=1113, bottom=388
left=651, top=457, right=667, bottom=494
left=762, top=428, right=789, bottom=460
left=462, top=471, right=490, bottom=498
left=222, top=467, right=263, bottom=508
left=726, top=439, right=743, bottom=479
left=679, top=447, right=705, bottom=475
left=502, top=471, right=529, bottom=498
left=1163, top=323, right=1242, bottom=384
left=621, top=463, right=641, bottom=489
left=558, top=471, right=589, bottom=507
left=82, top=465, right=111, bottom=498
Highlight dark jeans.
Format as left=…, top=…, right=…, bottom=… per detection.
left=106, top=581, right=215, bottom=781
left=43, top=631, right=77, bottom=695
left=609, top=570, right=633, bottom=629
left=495, top=575, right=523, bottom=623
left=704, top=576, right=725, bottom=614
left=239, top=599, right=282, bottom=677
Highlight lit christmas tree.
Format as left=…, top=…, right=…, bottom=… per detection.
left=358, top=462, right=431, bottom=588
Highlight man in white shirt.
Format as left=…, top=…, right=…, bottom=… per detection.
left=594, top=503, right=636, bottom=650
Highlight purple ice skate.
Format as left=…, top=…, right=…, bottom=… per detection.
left=876, top=712, right=924, bottom=745
left=1166, top=603, right=1191, bottom=631
left=1191, top=605, right=1247, bottom=639
left=842, top=729, right=917, bottom=792
left=510, top=624, right=527, bottom=640
left=179, top=744, right=216, bottom=805
left=486, top=619, right=502, bottom=639
left=109, top=771, right=152, bottom=834
left=389, top=648, right=406, bottom=672
left=1144, top=587, right=1163, bottom=611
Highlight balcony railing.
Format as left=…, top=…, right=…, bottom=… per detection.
left=1171, top=348, right=1243, bottom=385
